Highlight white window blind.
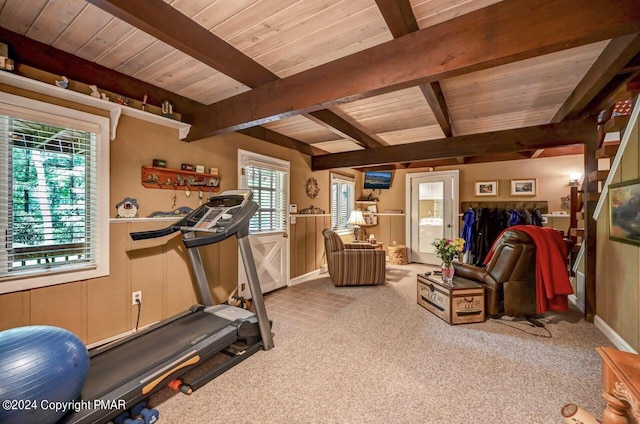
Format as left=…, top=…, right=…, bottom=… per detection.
left=0, top=114, right=98, bottom=279
left=331, top=174, right=354, bottom=230
left=245, top=162, right=287, bottom=233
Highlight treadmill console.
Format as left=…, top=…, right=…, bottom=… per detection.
left=181, top=190, right=251, bottom=233
left=129, top=190, right=256, bottom=242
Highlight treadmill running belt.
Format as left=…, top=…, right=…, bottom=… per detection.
left=81, top=311, right=232, bottom=401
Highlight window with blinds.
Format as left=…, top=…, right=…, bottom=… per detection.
left=331, top=174, right=354, bottom=231
left=245, top=163, right=287, bottom=233
left=0, top=115, right=98, bottom=279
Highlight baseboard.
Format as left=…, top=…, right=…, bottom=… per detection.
left=594, top=315, right=637, bottom=353
left=568, top=294, right=585, bottom=313
left=289, top=268, right=326, bottom=286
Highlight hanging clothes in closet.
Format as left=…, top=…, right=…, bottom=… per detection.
left=466, top=205, right=545, bottom=266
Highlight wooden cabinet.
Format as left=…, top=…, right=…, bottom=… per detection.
left=141, top=166, right=220, bottom=192
left=597, top=347, right=640, bottom=424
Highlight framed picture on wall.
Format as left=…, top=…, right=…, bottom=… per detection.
left=510, top=178, right=537, bottom=196
left=474, top=180, right=498, bottom=196
left=609, top=178, right=640, bottom=246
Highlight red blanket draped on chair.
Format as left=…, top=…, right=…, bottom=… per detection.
left=484, top=225, right=573, bottom=314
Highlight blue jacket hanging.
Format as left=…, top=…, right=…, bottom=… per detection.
left=461, top=208, right=476, bottom=253
left=509, top=209, right=521, bottom=226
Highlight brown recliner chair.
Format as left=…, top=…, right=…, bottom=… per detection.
left=453, top=230, right=572, bottom=317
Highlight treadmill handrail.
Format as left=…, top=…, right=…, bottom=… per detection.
left=130, top=225, right=177, bottom=241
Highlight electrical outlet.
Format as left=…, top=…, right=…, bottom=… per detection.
left=132, top=291, right=142, bottom=305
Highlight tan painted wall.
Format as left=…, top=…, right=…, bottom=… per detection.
left=0, top=84, right=600, bottom=347
left=361, top=156, right=582, bottom=215
left=596, top=114, right=640, bottom=352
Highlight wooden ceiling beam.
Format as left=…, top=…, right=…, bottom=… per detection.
left=553, top=33, right=640, bottom=122
left=88, top=0, right=382, bottom=151
left=374, top=0, right=419, bottom=37
left=0, top=27, right=202, bottom=113
left=304, top=110, right=385, bottom=148
left=238, top=127, right=326, bottom=156
left=311, top=119, right=593, bottom=170
left=187, top=0, right=640, bottom=140
left=582, top=69, right=640, bottom=117
left=86, top=0, right=279, bottom=87
left=375, top=0, right=453, bottom=137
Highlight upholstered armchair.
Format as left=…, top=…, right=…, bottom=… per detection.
left=322, top=229, right=386, bottom=286
left=453, top=228, right=574, bottom=317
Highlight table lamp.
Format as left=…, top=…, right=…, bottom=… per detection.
left=348, top=210, right=366, bottom=241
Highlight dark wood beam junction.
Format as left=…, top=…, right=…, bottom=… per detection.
left=187, top=0, right=640, bottom=140
left=375, top=0, right=453, bottom=137
left=87, top=0, right=381, bottom=153
left=311, top=119, right=592, bottom=171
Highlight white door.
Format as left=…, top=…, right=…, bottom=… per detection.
left=406, top=171, right=459, bottom=264
left=238, top=150, right=290, bottom=297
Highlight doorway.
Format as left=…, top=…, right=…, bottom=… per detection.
left=237, top=149, right=290, bottom=297
left=405, top=170, right=459, bottom=264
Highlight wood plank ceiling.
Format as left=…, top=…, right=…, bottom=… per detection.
left=0, top=0, right=639, bottom=170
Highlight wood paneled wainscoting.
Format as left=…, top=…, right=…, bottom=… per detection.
left=0, top=219, right=237, bottom=346
left=289, top=213, right=406, bottom=280
left=290, top=214, right=331, bottom=279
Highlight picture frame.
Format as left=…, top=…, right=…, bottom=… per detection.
left=474, top=180, right=498, bottom=196
left=510, top=178, right=537, bottom=196
left=608, top=178, right=640, bottom=246
left=366, top=204, right=378, bottom=214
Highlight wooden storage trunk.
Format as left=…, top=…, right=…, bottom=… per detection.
left=417, top=273, right=485, bottom=325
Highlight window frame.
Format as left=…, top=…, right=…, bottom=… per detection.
left=238, top=149, right=290, bottom=235
left=0, top=92, right=110, bottom=294
left=330, top=173, right=355, bottom=235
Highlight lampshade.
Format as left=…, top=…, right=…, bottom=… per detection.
left=348, top=210, right=366, bottom=226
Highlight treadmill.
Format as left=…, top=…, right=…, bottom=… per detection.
left=59, top=190, right=274, bottom=424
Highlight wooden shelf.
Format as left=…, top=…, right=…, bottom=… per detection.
left=0, top=70, right=191, bottom=140
left=141, top=166, right=220, bottom=192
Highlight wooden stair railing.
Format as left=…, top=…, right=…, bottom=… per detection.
left=568, top=96, right=636, bottom=321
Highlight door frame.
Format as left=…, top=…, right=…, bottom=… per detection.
left=237, top=149, right=290, bottom=296
left=405, top=170, right=459, bottom=264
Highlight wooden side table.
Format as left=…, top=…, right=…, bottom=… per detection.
left=345, top=241, right=383, bottom=250
left=597, top=347, right=640, bottom=424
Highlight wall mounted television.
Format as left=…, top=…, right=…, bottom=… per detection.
left=363, top=171, right=392, bottom=189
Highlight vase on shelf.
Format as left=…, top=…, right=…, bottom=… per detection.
left=441, top=263, right=455, bottom=284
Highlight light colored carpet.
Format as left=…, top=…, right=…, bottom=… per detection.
left=151, top=263, right=614, bottom=424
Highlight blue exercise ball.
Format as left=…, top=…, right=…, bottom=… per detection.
left=0, top=325, right=90, bottom=424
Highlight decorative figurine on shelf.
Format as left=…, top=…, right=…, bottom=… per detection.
left=116, top=95, right=131, bottom=106
left=115, top=198, right=139, bottom=219
left=161, top=100, right=173, bottom=118
left=89, top=85, right=101, bottom=98
left=55, top=76, right=69, bottom=89
left=141, top=94, right=148, bottom=111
